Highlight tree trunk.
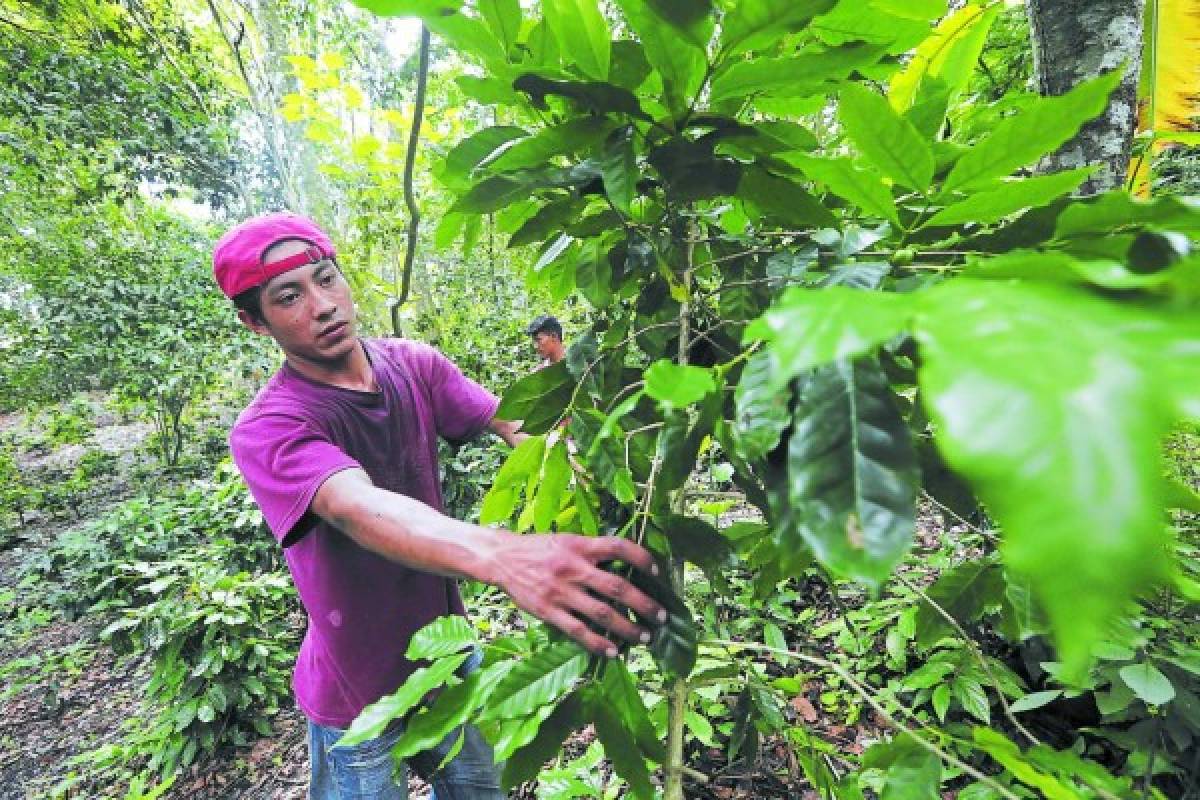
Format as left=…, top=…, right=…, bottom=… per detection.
left=1026, top=0, right=1146, bottom=193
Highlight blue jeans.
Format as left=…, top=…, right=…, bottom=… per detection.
left=307, top=651, right=502, bottom=800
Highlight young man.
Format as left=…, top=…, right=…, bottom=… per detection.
left=524, top=314, right=566, bottom=368
left=213, top=212, right=664, bottom=800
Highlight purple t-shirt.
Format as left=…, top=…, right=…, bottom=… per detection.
left=229, top=338, right=499, bottom=728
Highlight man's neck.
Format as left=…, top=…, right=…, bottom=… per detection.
left=285, top=339, right=377, bottom=392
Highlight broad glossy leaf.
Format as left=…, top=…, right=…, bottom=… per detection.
left=508, top=197, right=585, bottom=248
left=599, top=660, right=665, bottom=761
left=613, top=0, right=709, bottom=115
left=916, top=280, right=1175, bottom=676
left=487, top=118, right=614, bottom=173
left=739, top=167, right=836, bottom=228
left=481, top=640, right=589, bottom=721
left=350, top=0, right=461, bottom=17
left=513, top=74, right=649, bottom=119
left=914, top=557, right=1005, bottom=648
left=888, top=4, right=998, bottom=112
left=644, top=360, right=715, bottom=407
left=629, top=564, right=697, bottom=678
left=734, top=349, right=792, bottom=460
left=477, top=0, right=520, bottom=51
left=943, top=69, right=1123, bottom=191
left=392, top=661, right=511, bottom=759
left=861, top=734, right=941, bottom=800
left=500, top=693, right=583, bottom=790
left=496, top=361, right=575, bottom=434
left=424, top=12, right=507, bottom=67
left=709, top=42, right=888, bottom=104
left=600, top=126, right=637, bottom=214
left=1118, top=662, right=1175, bottom=705
left=744, top=286, right=913, bottom=392
left=589, top=689, right=655, bottom=799
left=336, top=652, right=469, bottom=747
left=787, top=358, right=919, bottom=588
left=972, top=729, right=1079, bottom=800
left=787, top=153, right=899, bottom=225
left=657, top=514, right=733, bottom=573
left=1008, top=690, right=1063, bottom=714
left=953, top=678, right=991, bottom=723
left=544, top=0, right=611, bottom=79
left=924, top=167, right=1093, bottom=228
left=533, top=440, right=571, bottom=532
left=871, top=0, right=946, bottom=19
left=839, top=83, right=934, bottom=191
left=441, top=126, right=529, bottom=187
left=406, top=615, right=477, bottom=660
left=719, top=0, right=838, bottom=57
left=1054, top=192, right=1200, bottom=239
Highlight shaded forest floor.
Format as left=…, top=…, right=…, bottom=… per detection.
left=0, top=396, right=940, bottom=799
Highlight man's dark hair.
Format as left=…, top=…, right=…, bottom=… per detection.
left=525, top=314, right=562, bottom=339
left=233, top=285, right=265, bottom=325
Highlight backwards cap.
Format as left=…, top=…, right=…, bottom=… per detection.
left=212, top=211, right=336, bottom=299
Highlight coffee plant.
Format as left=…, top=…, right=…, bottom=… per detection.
left=338, top=1, right=1200, bottom=797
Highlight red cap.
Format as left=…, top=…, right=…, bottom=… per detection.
left=212, top=211, right=337, bottom=299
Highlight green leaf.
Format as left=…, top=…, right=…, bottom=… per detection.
left=424, top=12, right=507, bottom=67
left=644, top=361, right=716, bottom=407
left=493, top=435, right=547, bottom=489
left=871, top=0, right=946, bottom=19
left=924, top=168, right=1093, bottom=228
left=739, top=167, right=836, bottom=228
left=972, top=729, right=1079, bottom=800
left=709, top=42, right=888, bottom=104
left=487, top=118, right=615, bottom=173
left=599, top=660, right=665, bottom=761
left=1118, top=662, right=1176, bottom=705
left=1054, top=192, right=1200, bottom=239
left=349, top=0, right=461, bottom=18
left=914, top=558, right=1005, bottom=648
left=786, top=153, right=900, bottom=225
left=533, top=440, right=571, bottom=532
left=441, top=126, right=529, bottom=187
left=931, top=684, right=951, bottom=722
left=718, top=0, right=838, bottom=57
left=406, top=615, right=477, bottom=660
left=744, top=287, right=914, bottom=392
left=600, top=126, right=637, bottom=214
left=480, top=641, right=589, bottom=721
left=839, top=83, right=934, bottom=191
left=888, top=4, right=998, bottom=112
left=392, top=662, right=510, bottom=760
left=861, top=734, right=941, bottom=800
left=501, top=693, right=583, bottom=790
left=734, top=349, right=792, bottom=461
left=336, top=652, right=469, bottom=747
left=477, top=0, right=521, bottom=51
left=943, top=68, right=1124, bottom=191
left=953, top=679, right=991, bottom=723
left=589, top=689, right=655, bottom=799
left=453, top=169, right=551, bottom=213
left=916, top=280, right=1175, bottom=677
left=629, top=564, right=697, bottom=678
left=613, top=0, right=709, bottom=115
left=786, top=358, right=919, bottom=588
left=657, top=514, right=733, bottom=573
left=496, top=361, right=575, bottom=434
left=544, top=0, right=611, bottom=79
left=513, top=74, right=648, bottom=119
left=1008, top=690, right=1063, bottom=714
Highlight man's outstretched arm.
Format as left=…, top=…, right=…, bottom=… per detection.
left=311, top=468, right=664, bottom=657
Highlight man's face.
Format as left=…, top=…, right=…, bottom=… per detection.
left=239, top=240, right=357, bottom=365
left=533, top=331, right=561, bottom=361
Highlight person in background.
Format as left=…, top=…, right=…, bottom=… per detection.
left=525, top=314, right=566, bottom=368
left=213, top=212, right=665, bottom=800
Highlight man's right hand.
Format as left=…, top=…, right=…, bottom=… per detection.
left=481, top=532, right=667, bottom=658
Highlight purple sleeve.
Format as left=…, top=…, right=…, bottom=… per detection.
left=230, top=412, right=361, bottom=546
left=404, top=341, right=500, bottom=441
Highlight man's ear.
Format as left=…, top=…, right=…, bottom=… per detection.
left=237, top=309, right=271, bottom=337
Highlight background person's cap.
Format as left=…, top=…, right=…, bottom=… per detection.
left=212, top=211, right=336, bottom=299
